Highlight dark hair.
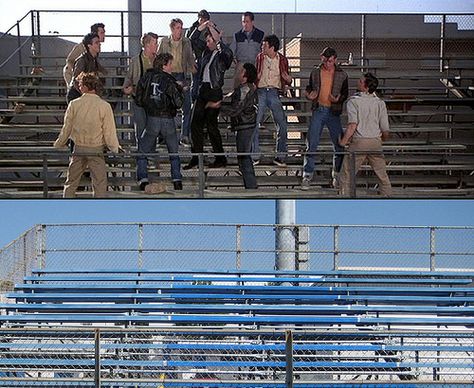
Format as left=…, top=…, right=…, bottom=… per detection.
left=154, top=52, right=174, bottom=69
left=77, top=72, right=102, bottom=91
left=243, top=11, right=255, bottom=21
left=263, top=34, right=279, bottom=51
left=198, top=9, right=210, bottom=20
left=243, top=63, right=257, bottom=84
left=321, top=46, right=337, bottom=59
left=82, top=33, right=99, bottom=49
left=170, top=18, right=183, bottom=28
left=90, top=23, right=105, bottom=34
left=363, top=72, right=379, bottom=94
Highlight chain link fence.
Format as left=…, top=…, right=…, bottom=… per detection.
left=1, top=223, right=474, bottom=290
left=0, top=328, right=472, bottom=385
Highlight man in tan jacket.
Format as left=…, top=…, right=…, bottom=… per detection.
left=54, top=72, right=120, bottom=198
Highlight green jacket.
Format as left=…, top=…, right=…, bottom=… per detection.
left=157, top=36, right=195, bottom=75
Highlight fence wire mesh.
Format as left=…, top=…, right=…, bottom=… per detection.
left=0, top=328, right=472, bottom=385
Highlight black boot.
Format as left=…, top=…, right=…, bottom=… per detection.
left=173, top=181, right=183, bottom=190
left=183, top=156, right=199, bottom=170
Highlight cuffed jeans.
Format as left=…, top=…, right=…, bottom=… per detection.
left=136, top=116, right=182, bottom=182
left=172, top=72, right=192, bottom=140
left=303, top=106, right=344, bottom=179
left=251, top=88, right=288, bottom=161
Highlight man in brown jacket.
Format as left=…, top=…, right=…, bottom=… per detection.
left=54, top=72, right=120, bottom=198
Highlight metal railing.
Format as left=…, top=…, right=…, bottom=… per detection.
left=1, top=223, right=474, bottom=288
left=0, top=327, right=472, bottom=385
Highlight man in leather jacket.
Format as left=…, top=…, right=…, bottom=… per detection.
left=184, top=23, right=233, bottom=170
left=135, top=53, right=185, bottom=191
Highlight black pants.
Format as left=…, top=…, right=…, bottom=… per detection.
left=236, top=127, right=257, bottom=189
left=190, top=83, right=225, bottom=162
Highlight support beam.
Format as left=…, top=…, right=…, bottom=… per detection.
left=128, top=0, right=142, bottom=56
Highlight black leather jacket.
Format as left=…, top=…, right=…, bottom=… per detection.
left=220, top=84, right=258, bottom=131
left=135, top=69, right=184, bottom=118
left=199, top=41, right=233, bottom=90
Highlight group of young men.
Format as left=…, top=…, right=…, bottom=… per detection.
left=54, top=10, right=391, bottom=197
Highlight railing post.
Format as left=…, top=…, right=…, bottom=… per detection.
left=333, top=226, right=339, bottom=271
left=360, top=14, right=366, bottom=72
left=281, top=13, right=286, bottom=57
left=138, top=223, right=143, bottom=269
left=349, top=151, right=357, bottom=198
left=22, top=234, right=27, bottom=277
left=94, top=328, right=101, bottom=388
left=39, top=224, right=46, bottom=269
left=430, top=227, right=436, bottom=272
left=285, top=329, right=293, bottom=388
left=440, top=15, right=446, bottom=73
left=42, top=154, right=49, bottom=198
left=198, top=154, right=205, bottom=198
left=16, top=22, right=22, bottom=75
left=236, top=225, right=242, bottom=270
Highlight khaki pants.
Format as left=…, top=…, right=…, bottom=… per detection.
left=339, top=137, right=392, bottom=197
left=63, top=146, right=108, bottom=198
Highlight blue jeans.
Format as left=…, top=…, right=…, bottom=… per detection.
left=236, top=127, right=257, bottom=189
left=303, top=106, right=344, bottom=179
left=172, top=72, right=192, bottom=140
left=131, top=101, right=147, bottom=145
left=251, top=88, right=288, bottom=161
left=136, top=116, right=182, bottom=182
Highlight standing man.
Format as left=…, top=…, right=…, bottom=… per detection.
left=54, top=72, right=120, bottom=198
left=67, top=32, right=106, bottom=103
left=183, top=23, right=233, bottom=170
left=301, top=47, right=348, bottom=190
left=123, top=32, right=159, bottom=145
left=186, top=9, right=211, bottom=102
left=158, top=18, right=195, bottom=146
left=339, top=73, right=392, bottom=197
left=63, top=23, right=105, bottom=86
left=230, top=11, right=264, bottom=88
left=252, top=34, right=292, bottom=166
left=135, top=53, right=184, bottom=191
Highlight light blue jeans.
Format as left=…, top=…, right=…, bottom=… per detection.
left=136, top=116, right=182, bottom=182
left=251, top=88, right=288, bottom=161
left=303, top=106, right=344, bottom=179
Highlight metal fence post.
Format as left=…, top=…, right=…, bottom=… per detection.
left=39, top=224, right=46, bottom=269
left=430, top=227, right=436, bottom=272
left=333, top=226, right=340, bottom=270
left=235, top=225, right=241, bottom=270
left=360, top=14, right=366, bottom=71
left=16, top=22, right=22, bottom=75
left=42, top=154, right=49, bottom=198
left=22, top=234, right=27, bottom=277
left=285, top=329, right=293, bottom=388
left=439, top=15, right=446, bottom=73
left=138, top=223, right=143, bottom=269
left=349, top=152, right=357, bottom=198
left=198, top=154, right=205, bottom=198
left=94, top=328, right=101, bottom=388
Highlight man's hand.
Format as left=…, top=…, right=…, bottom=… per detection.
left=123, top=85, right=133, bottom=95
left=281, top=71, right=292, bottom=85
left=205, top=100, right=222, bottom=109
left=305, top=89, right=318, bottom=101
left=329, top=94, right=340, bottom=103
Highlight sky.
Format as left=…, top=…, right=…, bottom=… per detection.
left=1, top=0, right=474, bottom=34
left=0, top=200, right=473, bottom=248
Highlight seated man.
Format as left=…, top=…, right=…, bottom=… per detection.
left=338, top=73, right=392, bottom=197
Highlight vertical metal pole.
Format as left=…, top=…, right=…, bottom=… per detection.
left=35, top=11, right=41, bottom=66
left=120, top=12, right=125, bottom=57
left=16, top=22, right=22, bottom=75
left=236, top=225, right=242, bottom=270
left=275, top=200, right=296, bottom=272
left=360, top=14, right=366, bottom=72
left=138, top=223, right=143, bottom=268
left=94, top=328, right=101, bottom=388
left=40, top=224, right=46, bottom=270
left=22, top=234, right=27, bottom=277
left=440, top=15, right=446, bottom=73
left=430, top=227, right=436, bottom=272
left=349, top=152, right=357, bottom=198
left=42, top=154, right=48, bottom=198
left=285, top=330, right=294, bottom=388
left=333, top=226, right=339, bottom=271
left=198, top=154, right=205, bottom=198
left=281, top=14, right=286, bottom=57
left=127, top=0, right=143, bottom=56
left=296, top=226, right=310, bottom=272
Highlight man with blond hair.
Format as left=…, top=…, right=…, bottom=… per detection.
left=158, top=19, right=195, bottom=146
left=54, top=72, right=120, bottom=198
left=123, top=32, right=159, bottom=144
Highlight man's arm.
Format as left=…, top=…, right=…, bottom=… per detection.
left=54, top=103, right=75, bottom=148
left=339, top=122, right=357, bottom=146
left=379, top=101, right=390, bottom=142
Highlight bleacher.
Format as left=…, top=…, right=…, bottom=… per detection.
left=0, top=50, right=473, bottom=198
left=0, top=269, right=473, bottom=385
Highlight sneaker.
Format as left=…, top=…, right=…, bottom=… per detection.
left=273, top=158, right=287, bottom=167
left=252, top=159, right=260, bottom=166
left=301, top=177, right=311, bottom=190
left=180, top=136, right=191, bottom=147
left=173, top=181, right=183, bottom=190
